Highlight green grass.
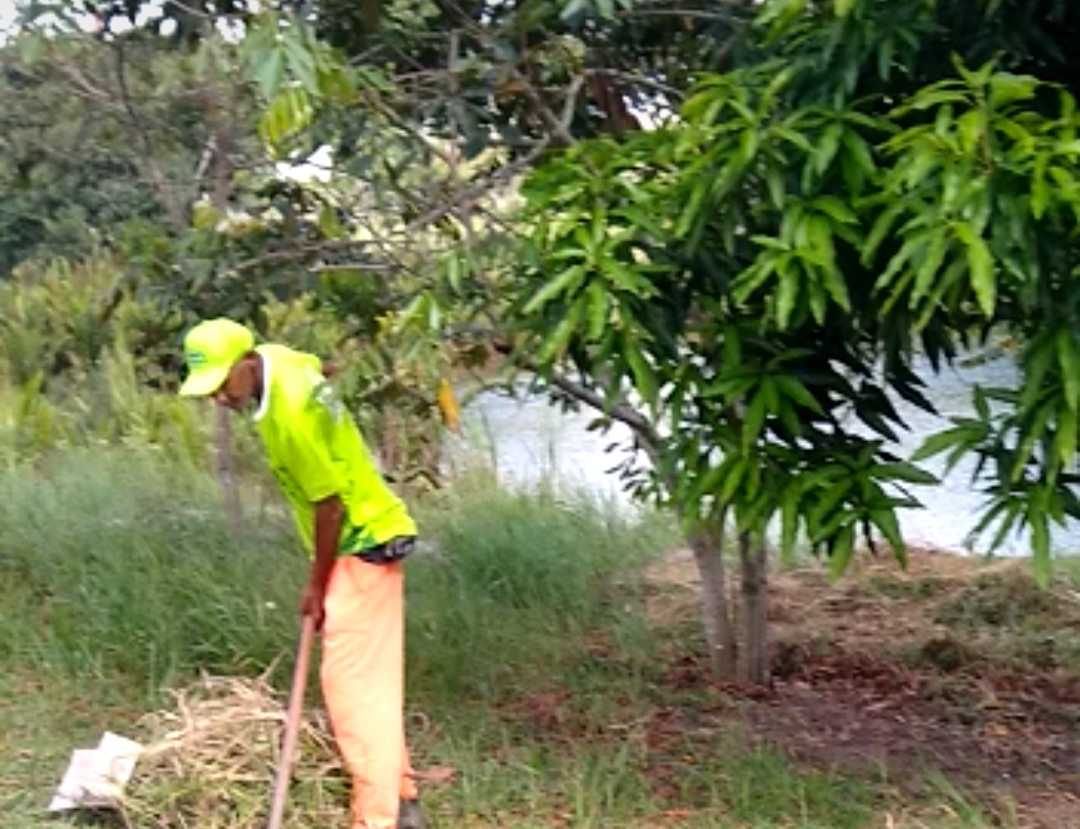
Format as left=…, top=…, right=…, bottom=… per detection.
left=1057, top=555, right=1080, bottom=586
left=0, top=449, right=307, bottom=690
left=0, top=651, right=143, bottom=827
left=407, top=473, right=673, bottom=705
left=0, top=449, right=1013, bottom=829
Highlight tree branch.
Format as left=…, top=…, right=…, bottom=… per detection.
left=111, top=39, right=187, bottom=230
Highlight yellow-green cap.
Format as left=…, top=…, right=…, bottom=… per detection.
left=179, top=318, right=255, bottom=397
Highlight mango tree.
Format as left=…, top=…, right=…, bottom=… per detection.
left=512, top=9, right=1080, bottom=682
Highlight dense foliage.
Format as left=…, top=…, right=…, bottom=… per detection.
left=4, top=0, right=1080, bottom=684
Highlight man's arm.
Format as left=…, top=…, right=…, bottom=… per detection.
left=301, top=495, right=345, bottom=631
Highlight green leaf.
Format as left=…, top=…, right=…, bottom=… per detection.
left=743, top=390, right=767, bottom=450
left=953, top=222, right=996, bottom=317
left=835, top=0, right=856, bottom=17
left=808, top=478, right=853, bottom=532
left=283, top=30, right=320, bottom=95
left=767, top=167, right=787, bottom=208
left=775, top=265, right=800, bottom=329
left=594, top=0, right=616, bottom=18
left=895, top=85, right=969, bottom=115
left=722, top=328, right=743, bottom=373
left=877, top=36, right=895, bottom=81
left=807, top=279, right=828, bottom=324
left=876, top=233, right=922, bottom=290
left=1011, top=397, right=1057, bottom=482
left=875, top=462, right=939, bottom=486
left=1022, top=333, right=1058, bottom=408
left=1027, top=499, right=1052, bottom=588
left=317, top=205, right=343, bottom=239
left=1057, top=329, right=1080, bottom=411
left=752, top=235, right=791, bottom=252
left=870, top=508, right=905, bottom=557
left=1031, top=152, right=1051, bottom=219
left=606, top=261, right=656, bottom=297
left=862, top=200, right=906, bottom=264
left=780, top=484, right=801, bottom=563
left=522, top=266, right=585, bottom=314
left=586, top=283, right=610, bottom=343
left=720, top=457, right=748, bottom=504
left=256, top=46, right=286, bottom=100
left=733, top=257, right=781, bottom=304
left=813, top=195, right=858, bottom=225
left=912, top=230, right=949, bottom=302
left=677, top=178, right=709, bottom=237
left=813, top=123, right=843, bottom=176
left=1055, top=406, right=1078, bottom=468
left=910, top=427, right=969, bottom=462
left=841, top=129, right=877, bottom=180
left=259, top=88, right=314, bottom=148
left=625, top=339, right=658, bottom=404
left=774, top=376, right=824, bottom=414
left=828, top=523, right=856, bottom=581
left=989, top=72, right=1039, bottom=108
left=537, top=301, right=584, bottom=363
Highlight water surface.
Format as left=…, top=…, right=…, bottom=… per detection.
left=454, top=357, right=1080, bottom=558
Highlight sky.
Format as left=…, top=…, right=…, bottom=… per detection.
left=0, top=0, right=15, bottom=34
left=0, top=0, right=96, bottom=41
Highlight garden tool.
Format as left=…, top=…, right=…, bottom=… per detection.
left=268, top=614, right=316, bottom=829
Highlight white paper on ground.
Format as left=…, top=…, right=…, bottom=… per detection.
left=48, top=731, right=143, bottom=812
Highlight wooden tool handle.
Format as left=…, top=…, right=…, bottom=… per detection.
left=267, top=615, right=316, bottom=829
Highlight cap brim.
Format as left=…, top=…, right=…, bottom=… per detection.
left=178, top=366, right=230, bottom=397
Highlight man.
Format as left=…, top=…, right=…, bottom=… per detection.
left=178, top=318, right=425, bottom=829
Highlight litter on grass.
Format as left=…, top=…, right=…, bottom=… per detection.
left=49, top=731, right=143, bottom=812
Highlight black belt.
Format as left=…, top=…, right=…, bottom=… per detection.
left=356, top=536, right=416, bottom=564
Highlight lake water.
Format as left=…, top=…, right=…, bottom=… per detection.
left=451, top=356, right=1080, bottom=558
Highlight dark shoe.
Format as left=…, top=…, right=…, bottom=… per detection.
left=397, top=798, right=426, bottom=829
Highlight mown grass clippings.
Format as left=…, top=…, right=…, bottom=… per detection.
left=123, top=675, right=348, bottom=829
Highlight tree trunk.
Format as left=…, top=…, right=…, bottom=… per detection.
left=739, top=532, right=769, bottom=685
left=689, top=521, right=738, bottom=679
left=215, top=406, right=243, bottom=532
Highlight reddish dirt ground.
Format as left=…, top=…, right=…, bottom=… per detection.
left=642, top=547, right=1080, bottom=828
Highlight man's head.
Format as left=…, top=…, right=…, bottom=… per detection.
left=179, top=318, right=261, bottom=410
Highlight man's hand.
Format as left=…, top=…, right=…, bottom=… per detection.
left=300, top=581, right=326, bottom=631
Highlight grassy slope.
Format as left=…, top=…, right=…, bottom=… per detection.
left=2, top=451, right=1073, bottom=828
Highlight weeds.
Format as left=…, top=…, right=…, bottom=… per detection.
left=0, top=448, right=304, bottom=690
left=0, top=452, right=1036, bottom=829
left=408, top=473, right=671, bottom=705
left=933, top=569, right=1080, bottom=671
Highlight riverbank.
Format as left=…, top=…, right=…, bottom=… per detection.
left=1, top=449, right=1077, bottom=828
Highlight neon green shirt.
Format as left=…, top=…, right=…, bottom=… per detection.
left=252, top=343, right=417, bottom=555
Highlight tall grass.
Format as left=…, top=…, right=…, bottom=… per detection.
left=0, top=451, right=1013, bottom=828
left=0, top=448, right=305, bottom=692
left=408, top=473, right=673, bottom=706
left=0, top=450, right=674, bottom=703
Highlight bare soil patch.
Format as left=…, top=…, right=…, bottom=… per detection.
left=645, top=547, right=1080, bottom=828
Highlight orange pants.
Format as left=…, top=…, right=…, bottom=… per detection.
left=321, top=556, right=417, bottom=829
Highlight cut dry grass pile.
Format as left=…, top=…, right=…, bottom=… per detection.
left=123, top=675, right=349, bottom=829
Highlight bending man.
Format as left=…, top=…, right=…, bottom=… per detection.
left=178, top=318, right=424, bottom=829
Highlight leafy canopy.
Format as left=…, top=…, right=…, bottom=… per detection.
left=515, top=0, right=1080, bottom=583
